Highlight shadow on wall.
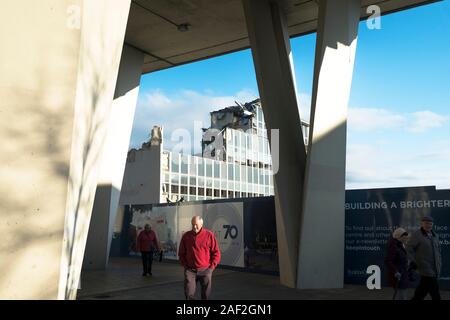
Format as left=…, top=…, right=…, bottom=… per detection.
left=0, top=6, right=124, bottom=299
left=0, top=9, right=81, bottom=298
left=63, top=35, right=127, bottom=300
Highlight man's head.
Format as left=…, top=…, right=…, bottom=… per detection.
left=421, top=216, right=434, bottom=232
left=144, top=224, right=151, bottom=232
left=191, top=216, right=203, bottom=234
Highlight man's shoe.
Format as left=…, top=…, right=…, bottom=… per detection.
left=149, top=272, right=153, bottom=276
left=142, top=273, right=147, bottom=276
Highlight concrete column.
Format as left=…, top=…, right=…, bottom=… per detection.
left=83, top=45, right=144, bottom=271
left=243, top=0, right=307, bottom=288
left=0, top=0, right=131, bottom=299
left=297, top=0, right=360, bottom=289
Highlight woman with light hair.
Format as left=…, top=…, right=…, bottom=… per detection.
left=385, top=227, right=410, bottom=300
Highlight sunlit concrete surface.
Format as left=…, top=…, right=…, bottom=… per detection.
left=78, top=258, right=450, bottom=300
left=83, top=44, right=144, bottom=271
left=298, top=0, right=361, bottom=289
left=243, top=0, right=307, bottom=288
left=0, top=0, right=132, bottom=299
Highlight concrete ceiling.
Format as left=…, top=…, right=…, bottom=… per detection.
left=124, top=0, right=440, bottom=74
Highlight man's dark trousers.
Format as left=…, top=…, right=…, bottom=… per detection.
left=141, top=251, right=154, bottom=274
left=184, top=267, right=212, bottom=300
left=412, top=276, right=441, bottom=300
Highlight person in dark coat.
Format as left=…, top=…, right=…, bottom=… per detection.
left=406, top=216, right=442, bottom=300
left=385, top=227, right=410, bottom=300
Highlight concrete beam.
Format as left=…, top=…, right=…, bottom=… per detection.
left=83, top=44, right=144, bottom=271
left=0, top=0, right=131, bottom=299
left=297, top=0, right=361, bottom=289
left=243, top=0, right=307, bottom=288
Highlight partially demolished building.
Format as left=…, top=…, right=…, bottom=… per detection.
left=120, top=99, right=309, bottom=205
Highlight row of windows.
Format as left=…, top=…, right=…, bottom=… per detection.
left=165, top=181, right=272, bottom=193
left=226, top=129, right=270, bottom=155
left=168, top=156, right=273, bottom=182
left=164, top=185, right=273, bottom=198
left=167, top=193, right=269, bottom=202
left=165, top=168, right=272, bottom=185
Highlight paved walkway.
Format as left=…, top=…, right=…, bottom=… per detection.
left=77, top=257, right=449, bottom=300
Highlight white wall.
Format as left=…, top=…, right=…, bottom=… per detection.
left=120, top=145, right=162, bottom=205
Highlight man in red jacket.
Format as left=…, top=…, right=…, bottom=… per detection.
left=178, top=216, right=221, bottom=300
left=137, top=224, right=160, bottom=276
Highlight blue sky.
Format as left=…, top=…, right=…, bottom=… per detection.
left=130, top=0, right=450, bottom=190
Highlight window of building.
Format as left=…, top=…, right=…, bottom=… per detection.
left=198, top=187, right=205, bottom=196
left=206, top=188, right=212, bottom=197
left=171, top=154, right=179, bottom=173
left=189, top=157, right=197, bottom=175
left=171, top=174, right=179, bottom=185
left=198, top=158, right=205, bottom=176
left=206, top=159, right=213, bottom=177
left=190, top=176, right=196, bottom=185
left=221, top=162, right=227, bottom=179
left=189, top=186, right=196, bottom=195
left=171, top=185, right=179, bottom=194
left=180, top=175, right=188, bottom=186
left=214, top=162, right=220, bottom=178
left=181, top=155, right=189, bottom=174
left=180, top=186, right=188, bottom=194
left=228, top=191, right=234, bottom=198
left=221, top=190, right=227, bottom=197
left=228, top=163, right=233, bottom=180
left=214, top=189, right=220, bottom=197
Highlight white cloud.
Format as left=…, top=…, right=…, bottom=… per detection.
left=408, top=111, right=448, bottom=133
left=130, top=89, right=259, bottom=153
left=348, top=108, right=406, bottom=131
left=346, top=142, right=450, bottom=190
left=348, top=108, right=448, bottom=133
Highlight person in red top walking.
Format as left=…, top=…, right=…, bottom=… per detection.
left=137, top=224, right=160, bottom=276
left=178, top=216, right=221, bottom=300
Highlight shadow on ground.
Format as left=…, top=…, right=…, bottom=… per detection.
left=78, top=257, right=449, bottom=300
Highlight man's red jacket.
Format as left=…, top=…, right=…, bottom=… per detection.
left=178, top=228, right=221, bottom=269
left=137, top=230, right=160, bottom=252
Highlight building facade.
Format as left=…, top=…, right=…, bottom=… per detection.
left=120, top=99, right=309, bottom=205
